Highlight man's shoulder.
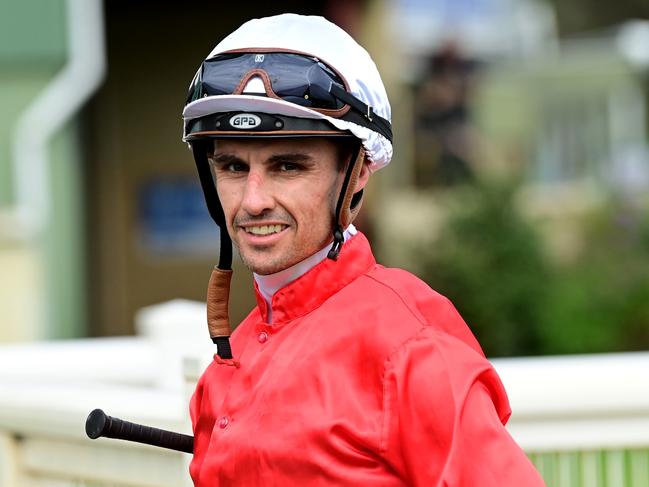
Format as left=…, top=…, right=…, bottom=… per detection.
left=360, top=264, right=454, bottom=322
left=332, top=264, right=483, bottom=355
left=367, top=265, right=446, bottom=302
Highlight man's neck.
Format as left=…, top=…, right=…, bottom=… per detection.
left=254, top=224, right=357, bottom=323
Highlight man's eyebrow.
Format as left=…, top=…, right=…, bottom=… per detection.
left=267, top=153, right=313, bottom=165
left=210, top=153, right=243, bottom=166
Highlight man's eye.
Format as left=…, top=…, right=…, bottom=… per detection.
left=279, top=162, right=300, bottom=171
left=225, top=162, right=247, bottom=172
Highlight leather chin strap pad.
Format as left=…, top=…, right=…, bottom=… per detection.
left=338, top=146, right=366, bottom=229
left=207, top=267, right=233, bottom=338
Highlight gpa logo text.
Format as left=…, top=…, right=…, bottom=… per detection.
left=230, top=114, right=261, bottom=129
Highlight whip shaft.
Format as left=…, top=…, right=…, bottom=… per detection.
left=85, top=409, right=193, bottom=454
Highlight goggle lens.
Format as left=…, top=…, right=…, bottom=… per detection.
left=187, top=52, right=347, bottom=110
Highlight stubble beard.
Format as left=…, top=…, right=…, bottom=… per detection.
left=235, top=232, right=333, bottom=276
left=237, top=244, right=294, bottom=276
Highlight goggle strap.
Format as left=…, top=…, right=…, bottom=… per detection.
left=330, top=84, right=393, bottom=141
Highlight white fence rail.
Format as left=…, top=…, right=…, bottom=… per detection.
left=497, top=352, right=649, bottom=452
left=1, top=300, right=648, bottom=486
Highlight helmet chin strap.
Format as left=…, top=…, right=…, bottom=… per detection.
left=192, top=141, right=235, bottom=360
left=328, top=145, right=366, bottom=260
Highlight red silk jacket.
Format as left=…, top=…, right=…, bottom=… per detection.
left=190, top=233, right=545, bottom=486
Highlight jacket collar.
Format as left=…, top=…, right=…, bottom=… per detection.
left=253, top=232, right=376, bottom=325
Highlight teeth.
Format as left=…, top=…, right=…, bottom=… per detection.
left=245, top=224, right=285, bottom=235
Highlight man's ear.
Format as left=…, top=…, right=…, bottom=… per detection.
left=354, top=159, right=371, bottom=193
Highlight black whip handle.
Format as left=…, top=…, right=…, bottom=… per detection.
left=85, top=408, right=193, bottom=454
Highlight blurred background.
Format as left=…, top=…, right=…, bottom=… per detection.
left=2, top=0, right=649, bottom=356
left=1, top=0, right=649, bottom=486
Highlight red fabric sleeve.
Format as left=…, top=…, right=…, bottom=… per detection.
left=381, top=328, right=545, bottom=487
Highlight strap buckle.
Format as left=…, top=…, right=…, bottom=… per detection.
left=327, top=227, right=345, bottom=261
left=366, top=105, right=374, bottom=122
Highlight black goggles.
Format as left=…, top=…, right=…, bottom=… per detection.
left=186, top=51, right=392, bottom=142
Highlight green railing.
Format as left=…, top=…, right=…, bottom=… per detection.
left=530, top=448, right=649, bottom=487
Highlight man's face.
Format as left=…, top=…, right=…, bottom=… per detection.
left=210, top=138, right=352, bottom=275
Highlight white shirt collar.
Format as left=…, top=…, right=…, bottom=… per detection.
left=254, top=224, right=357, bottom=323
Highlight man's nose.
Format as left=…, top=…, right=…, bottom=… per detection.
left=241, top=172, right=274, bottom=216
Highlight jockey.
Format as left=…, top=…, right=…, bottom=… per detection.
left=183, top=13, right=544, bottom=487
